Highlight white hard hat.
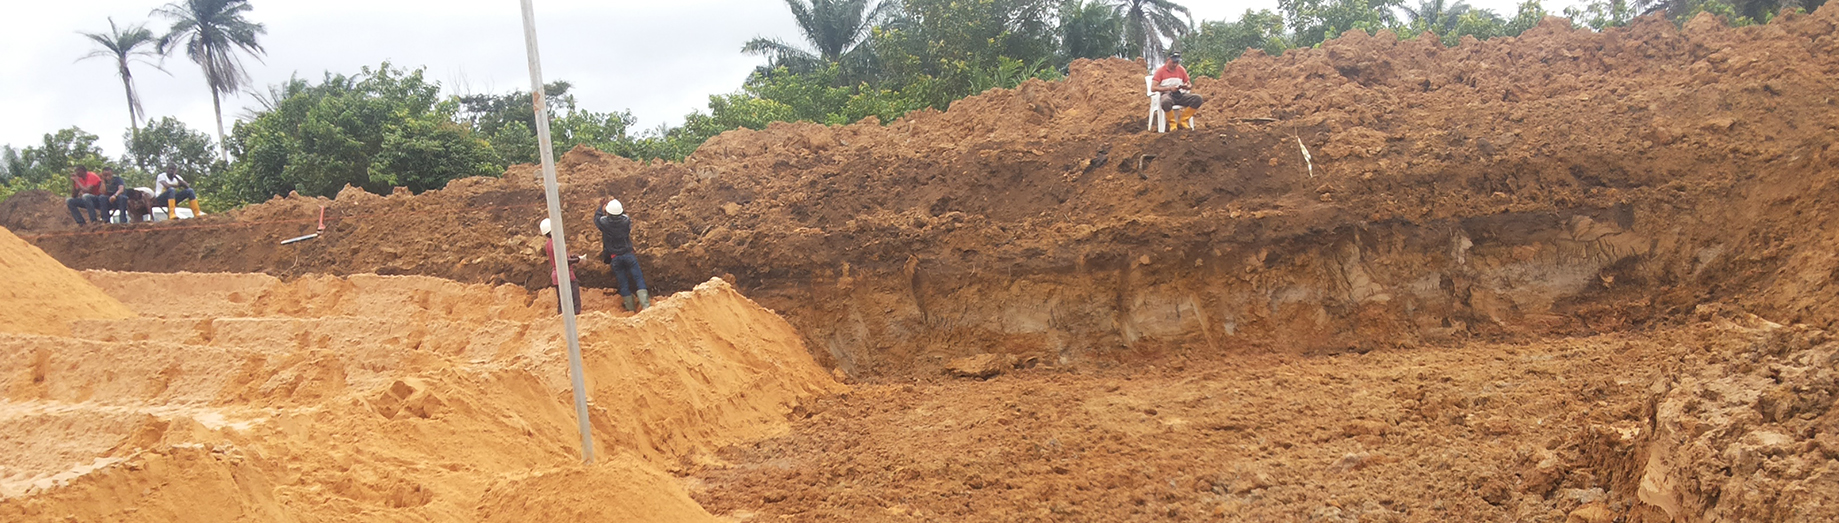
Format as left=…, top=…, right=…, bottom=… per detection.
left=605, top=199, right=623, bottom=215
left=539, top=218, right=552, bottom=236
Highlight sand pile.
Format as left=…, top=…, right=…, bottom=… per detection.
left=0, top=227, right=133, bottom=336
left=0, top=270, right=842, bottom=521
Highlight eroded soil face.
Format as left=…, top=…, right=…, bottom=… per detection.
left=691, top=319, right=1839, bottom=522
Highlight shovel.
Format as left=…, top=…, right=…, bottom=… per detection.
left=281, top=206, right=327, bottom=245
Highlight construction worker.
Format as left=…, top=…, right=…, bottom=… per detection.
left=595, top=199, right=650, bottom=312
left=154, top=164, right=202, bottom=220
left=1152, top=51, right=1204, bottom=130
left=65, top=166, right=105, bottom=225
left=540, top=218, right=583, bottom=315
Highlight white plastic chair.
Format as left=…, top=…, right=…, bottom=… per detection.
left=1145, top=75, right=1197, bottom=133
left=1146, top=75, right=1167, bottom=132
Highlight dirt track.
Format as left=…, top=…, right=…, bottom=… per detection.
left=6, top=8, right=1839, bottom=523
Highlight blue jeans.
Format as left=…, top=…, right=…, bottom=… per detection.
left=66, top=195, right=105, bottom=224
left=106, top=194, right=131, bottom=223
left=156, top=188, right=196, bottom=203
left=608, top=253, right=647, bottom=296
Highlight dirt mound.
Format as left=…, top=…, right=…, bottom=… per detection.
left=9, top=11, right=1839, bottom=380
left=477, top=459, right=716, bottom=523
left=0, top=271, right=840, bottom=521
left=0, top=227, right=134, bottom=336
left=0, top=191, right=71, bottom=234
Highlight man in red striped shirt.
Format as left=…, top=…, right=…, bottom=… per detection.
left=1152, top=52, right=1204, bottom=130
left=65, top=166, right=105, bottom=225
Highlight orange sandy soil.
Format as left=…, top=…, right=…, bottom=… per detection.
left=691, top=317, right=1839, bottom=522
left=0, top=234, right=843, bottom=522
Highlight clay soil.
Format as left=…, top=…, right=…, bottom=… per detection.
left=694, top=318, right=1839, bottom=522
left=5, top=8, right=1839, bottom=523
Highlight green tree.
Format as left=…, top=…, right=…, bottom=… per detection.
left=0, top=146, right=18, bottom=184
left=1506, top=0, right=1549, bottom=34
left=77, top=18, right=166, bottom=150
left=456, top=81, right=574, bottom=138
left=1058, top=0, right=1126, bottom=62
left=8, top=128, right=108, bottom=185
left=1178, top=10, right=1290, bottom=77
left=1118, top=0, right=1194, bottom=65
left=154, top=0, right=266, bottom=162
left=456, top=82, right=650, bottom=165
left=218, top=63, right=500, bottom=204
left=1281, top=0, right=1401, bottom=47
left=1399, top=0, right=1474, bottom=34
left=126, top=117, right=219, bottom=180
left=873, top=0, right=1059, bottom=107
left=743, top=0, right=894, bottom=76
left=1563, top=0, right=1636, bottom=28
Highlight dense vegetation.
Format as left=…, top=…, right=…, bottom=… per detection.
left=3, top=0, right=1822, bottom=208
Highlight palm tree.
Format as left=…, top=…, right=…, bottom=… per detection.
left=78, top=18, right=166, bottom=149
left=743, top=0, right=894, bottom=74
left=1059, top=0, right=1127, bottom=62
left=154, top=0, right=266, bottom=162
left=1400, top=0, right=1474, bottom=33
left=1118, top=0, right=1193, bottom=67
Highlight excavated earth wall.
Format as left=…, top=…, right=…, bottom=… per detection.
left=11, top=13, right=1839, bottom=379
left=2, top=9, right=1839, bottom=522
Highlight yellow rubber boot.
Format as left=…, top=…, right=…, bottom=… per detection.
left=167, top=199, right=178, bottom=221
left=1178, top=108, right=1196, bottom=129
left=187, top=199, right=202, bottom=217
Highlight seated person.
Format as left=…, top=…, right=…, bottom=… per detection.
left=154, top=164, right=202, bottom=219
left=65, top=166, right=105, bottom=226
left=1152, top=52, right=1204, bottom=129
left=100, top=168, right=130, bottom=223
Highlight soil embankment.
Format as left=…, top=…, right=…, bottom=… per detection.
left=9, top=12, right=1839, bottom=379
left=0, top=230, right=842, bottom=521
left=4, top=9, right=1839, bottom=521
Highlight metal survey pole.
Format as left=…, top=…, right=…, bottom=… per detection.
left=519, top=0, right=595, bottom=464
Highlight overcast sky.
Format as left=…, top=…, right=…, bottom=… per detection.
left=3, top=0, right=1569, bottom=158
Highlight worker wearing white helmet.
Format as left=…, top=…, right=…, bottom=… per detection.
left=540, top=218, right=583, bottom=314
left=595, top=198, right=651, bottom=312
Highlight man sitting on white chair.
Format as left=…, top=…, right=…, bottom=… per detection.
left=1152, top=52, right=1203, bottom=130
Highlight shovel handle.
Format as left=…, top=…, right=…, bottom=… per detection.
left=317, top=206, right=326, bottom=231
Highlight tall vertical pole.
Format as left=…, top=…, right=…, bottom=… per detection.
left=518, top=0, right=595, bottom=465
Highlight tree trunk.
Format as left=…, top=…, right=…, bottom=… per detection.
left=120, top=62, right=143, bottom=172
left=211, top=87, right=229, bottom=164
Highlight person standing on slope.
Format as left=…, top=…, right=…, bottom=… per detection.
left=540, top=218, right=583, bottom=315
left=595, top=199, right=651, bottom=312
left=1152, top=52, right=1204, bottom=130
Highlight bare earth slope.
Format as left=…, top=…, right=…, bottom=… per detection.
left=9, top=12, right=1839, bottom=379
left=0, top=273, right=842, bottom=522
left=0, top=227, right=134, bottom=336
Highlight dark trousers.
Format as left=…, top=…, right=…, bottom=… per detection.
left=556, top=281, right=581, bottom=315
left=107, top=195, right=130, bottom=223
left=1162, top=91, right=1205, bottom=111
left=66, top=195, right=105, bottom=224
left=608, top=253, right=647, bottom=296
left=156, top=188, right=197, bottom=203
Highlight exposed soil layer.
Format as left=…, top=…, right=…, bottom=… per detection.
left=9, top=12, right=1839, bottom=380
left=692, top=315, right=1839, bottom=523
left=3, top=9, right=1839, bottom=522
left=0, top=270, right=842, bottom=522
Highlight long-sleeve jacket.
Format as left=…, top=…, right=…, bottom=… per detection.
left=595, top=208, right=634, bottom=258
